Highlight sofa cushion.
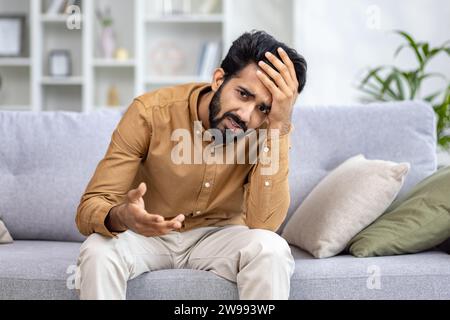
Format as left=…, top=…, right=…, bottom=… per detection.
left=0, top=241, right=81, bottom=299
left=0, top=110, right=123, bottom=242
left=0, top=240, right=238, bottom=300
left=283, top=101, right=437, bottom=233
left=0, top=101, right=437, bottom=240
left=1, top=240, right=448, bottom=300
left=348, top=166, right=450, bottom=257
left=282, top=154, right=410, bottom=258
left=290, top=246, right=450, bottom=299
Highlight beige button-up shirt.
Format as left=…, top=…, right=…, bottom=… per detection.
left=76, top=83, right=291, bottom=238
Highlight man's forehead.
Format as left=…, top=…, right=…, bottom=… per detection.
left=232, top=65, right=272, bottom=104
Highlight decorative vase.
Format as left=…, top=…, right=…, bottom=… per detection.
left=101, top=26, right=116, bottom=59
left=151, top=42, right=185, bottom=75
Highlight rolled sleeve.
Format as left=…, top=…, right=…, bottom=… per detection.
left=75, top=99, right=152, bottom=237
left=244, top=127, right=292, bottom=231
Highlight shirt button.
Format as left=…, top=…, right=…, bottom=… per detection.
left=263, top=146, right=270, bottom=153
left=264, top=181, right=270, bottom=187
left=204, top=182, right=211, bottom=188
left=195, top=210, right=201, bottom=215
left=196, top=130, right=201, bottom=135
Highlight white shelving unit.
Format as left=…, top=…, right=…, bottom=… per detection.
left=145, top=14, right=224, bottom=23
left=145, top=75, right=206, bottom=84
left=92, top=59, right=136, bottom=67
left=0, top=0, right=293, bottom=113
left=139, top=0, right=225, bottom=98
left=40, top=14, right=84, bottom=23
left=0, top=58, right=31, bottom=66
left=41, top=76, right=84, bottom=85
left=0, top=0, right=32, bottom=111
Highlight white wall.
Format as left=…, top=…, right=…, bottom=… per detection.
left=294, top=0, right=450, bottom=105
left=225, top=0, right=294, bottom=50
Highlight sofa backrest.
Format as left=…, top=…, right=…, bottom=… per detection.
left=0, top=110, right=123, bottom=242
left=0, top=101, right=437, bottom=241
left=282, top=100, right=437, bottom=233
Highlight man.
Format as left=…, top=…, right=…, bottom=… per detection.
left=75, top=30, right=307, bottom=300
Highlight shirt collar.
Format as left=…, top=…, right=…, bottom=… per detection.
left=189, top=82, right=212, bottom=128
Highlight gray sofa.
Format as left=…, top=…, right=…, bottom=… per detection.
left=1, top=100, right=449, bottom=300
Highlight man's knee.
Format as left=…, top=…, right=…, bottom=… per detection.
left=244, top=229, right=293, bottom=260
left=78, top=233, right=123, bottom=267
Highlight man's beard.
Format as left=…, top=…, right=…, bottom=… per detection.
left=209, top=85, right=248, bottom=144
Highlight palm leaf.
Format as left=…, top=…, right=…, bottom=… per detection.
left=424, top=91, right=443, bottom=103
left=380, top=73, right=401, bottom=100
left=391, top=70, right=405, bottom=100
left=438, top=136, right=450, bottom=149
left=359, top=67, right=386, bottom=86
left=394, top=30, right=424, bottom=66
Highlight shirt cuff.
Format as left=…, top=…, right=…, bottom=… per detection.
left=91, top=200, right=121, bottom=238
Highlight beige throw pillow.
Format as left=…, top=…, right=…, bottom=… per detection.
left=0, top=219, right=13, bottom=244
left=282, top=154, right=410, bottom=258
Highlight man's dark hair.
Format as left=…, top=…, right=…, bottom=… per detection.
left=220, top=30, right=307, bottom=93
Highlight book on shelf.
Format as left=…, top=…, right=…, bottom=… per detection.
left=46, top=0, right=65, bottom=14
left=198, top=0, right=221, bottom=14
left=197, top=41, right=222, bottom=80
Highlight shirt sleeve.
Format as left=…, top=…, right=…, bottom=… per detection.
left=75, top=99, right=152, bottom=237
left=244, top=127, right=292, bottom=232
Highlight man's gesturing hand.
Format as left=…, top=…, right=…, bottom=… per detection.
left=106, top=182, right=185, bottom=237
left=256, top=47, right=299, bottom=135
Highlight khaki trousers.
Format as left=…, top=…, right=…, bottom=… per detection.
left=76, top=225, right=295, bottom=300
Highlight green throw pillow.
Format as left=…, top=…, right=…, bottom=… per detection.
left=348, top=166, right=450, bottom=257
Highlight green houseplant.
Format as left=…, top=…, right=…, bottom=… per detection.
left=358, top=31, right=450, bottom=151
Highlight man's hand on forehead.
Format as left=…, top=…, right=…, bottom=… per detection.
left=256, top=47, right=299, bottom=135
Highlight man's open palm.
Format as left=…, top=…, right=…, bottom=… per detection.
left=110, top=182, right=185, bottom=237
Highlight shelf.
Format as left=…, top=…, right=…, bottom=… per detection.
left=145, top=14, right=223, bottom=23
left=0, top=105, right=31, bottom=111
left=41, top=14, right=84, bottom=23
left=0, top=58, right=31, bottom=67
left=93, top=59, right=136, bottom=67
left=145, top=75, right=209, bottom=85
left=95, top=105, right=128, bottom=112
left=41, top=76, right=84, bottom=86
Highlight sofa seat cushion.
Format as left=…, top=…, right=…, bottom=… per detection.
left=290, top=246, right=450, bottom=299
left=0, top=241, right=80, bottom=299
left=1, top=241, right=448, bottom=300
left=0, top=240, right=238, bottom=300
